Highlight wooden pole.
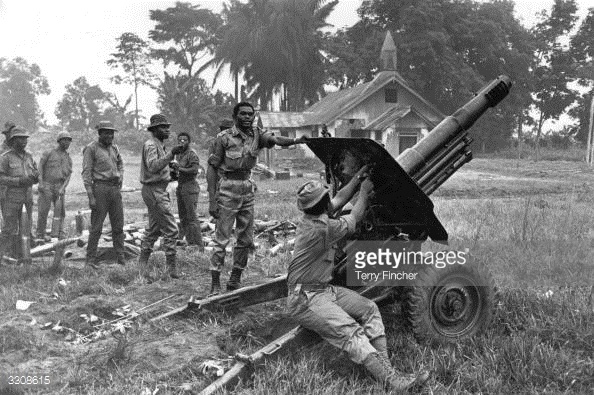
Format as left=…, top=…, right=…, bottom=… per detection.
left=588, top=95, right=594, bottom=165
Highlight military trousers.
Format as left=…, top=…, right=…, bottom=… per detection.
left=86, top=182, right=125, bottom=260
left=286, top=285, right=385, bottom=364
left=36, top=182, right=66, bottom=239
left=176, top=180, right=202, bottom=246
left=140, top=182, right=178, bottom=256
left=0, top=188, right=33, bottom=259
left=210, top=178, right=255, bottom=272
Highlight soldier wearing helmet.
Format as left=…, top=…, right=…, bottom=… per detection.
left=285, top=166, right=429, bottom=392
left=35, top=131, right=73, bottom=241
left=0, top=126, right=39, bottom=262
left=0, top=122, right=17, bottom=225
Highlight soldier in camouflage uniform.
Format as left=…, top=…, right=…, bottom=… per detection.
left=206, top=102, right=307, bottom=294
left=0, top=127, right=39, bottom=262
left=0, top=122, right=16, bottom=227
left=36, top=131, right=73, bottom=241
left=137, top=114, right=184, bottom=281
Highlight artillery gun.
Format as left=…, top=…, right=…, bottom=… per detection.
left=195, top=75, right=512, bottom=393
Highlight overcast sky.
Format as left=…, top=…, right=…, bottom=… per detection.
left=0, top=0, right=591, bottom=127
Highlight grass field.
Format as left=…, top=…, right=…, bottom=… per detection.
left=0, top=154, right=593, bottom=394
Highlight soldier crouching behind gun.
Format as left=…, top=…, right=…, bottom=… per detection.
left=286, top=173, right=430, bottom=392
left=206, top=101, right=308, bottom=294
left=0, top=126, right=39, bottom=263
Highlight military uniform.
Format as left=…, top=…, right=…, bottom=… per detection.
left=175, top=147, right=202, bottom=246
left=286, top=213, right=385, bottom=364
left=0, top=145, right=39, bottom=260
left=139, top=135, right=179, bottom=257
left=208, top=125, right=275, bottom=273
left=36, top=145, right=72, bottom=239
left=82, top=139, right=125, bottom=263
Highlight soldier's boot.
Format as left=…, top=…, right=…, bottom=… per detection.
left=371, top=336, right=391, bottom=369
left=137, top=249, right=153, bottom=282
left=166, top=255, right=180, bottom=279
left=226, top=268, right=243, bottom=291
left=116, top=253, right=126, bottom=266
left=363, top=352, right=429, bottom=393
left=210, top=270, right=221, bottom=295
left=85, top=255, right=99, bottom=270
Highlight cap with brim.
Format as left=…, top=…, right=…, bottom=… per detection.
left=297, top=180, right=330, bottom=211
left=8, top=127, right=29, bottom=140
left=2, top=122, right=16, bottom=135
left=148, top=114, right=171, bottom=131
left=57, top=131, right=72, bottom=142
left=96, top=121, right=117, bottom=132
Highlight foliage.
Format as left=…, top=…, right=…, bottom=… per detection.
left=149, top=2, right=222, bottom=79
left=215, top=0, right=337, bottom=110
left=0, top=57, right=50, bottom=131
left=324, top=0, right=535, bottom=152
left=157, top=73, right=233, bottom=146
left=530, top=0, right=579, bottom=160
left=55, top=76, right=107, bottom=132
left=107, top=33, right=156, bottom=130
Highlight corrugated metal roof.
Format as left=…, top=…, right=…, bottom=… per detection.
left=259, top=112, right=308, bottom=128
left=363, top=104, right=411, bottom=130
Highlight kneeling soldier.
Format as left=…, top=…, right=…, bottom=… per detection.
left=286, top=173, right=429, bottom=392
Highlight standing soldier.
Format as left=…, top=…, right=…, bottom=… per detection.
left=0, top=126, right=39, bottom=262
left=82, top=121, right=125, bottom=268
left=170, top=132, right=204, bottom=250
left=206, top=101, right=307, bottom=294
left=0, top=122, right=16, bottom=227
left=137, top=114, right=184, bottom=281
left=36, top=131, right=73, bottom=241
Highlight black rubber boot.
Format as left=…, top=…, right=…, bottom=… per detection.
left=210, top=270, right=221, bottom=295
left=166, top=255, right=180, bottom=279
left=226, top=268, right=243, bottom=291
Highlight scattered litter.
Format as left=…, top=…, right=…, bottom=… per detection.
left=40, top=322, right=53, bottom=330
left=58, top=278, right=70, bottom=287
left=266, top=189, right=279, bottom=195
left=80, top=314, right=100, bottom=323
left=199, top=360, right=227, bottom=377
left=16, top=300, right=35, bottom=310
left=29, top=318, right=37, bottom=326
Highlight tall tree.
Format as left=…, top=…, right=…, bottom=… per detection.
left=157, top=73, right=232, bottom=145
left=214, top=0, right=337, bottom=110
left=0, top=57, right=50, bottom=130
left=55, top=77, right=106, bottom=132
left=530, top=0, right=579, bottom=160
left=107, top=32, right=155, bottom=131
left=325, top=0, right=534, bottom=152
left=149, top=2, right=222, bottom=79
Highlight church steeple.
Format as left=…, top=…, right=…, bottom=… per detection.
left=380, top=31, right=397, bottom=71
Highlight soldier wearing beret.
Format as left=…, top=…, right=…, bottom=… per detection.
left=36, top=131, right=73, bottom=241
left=82, top=121, right=125, bottom=268
left=0, top=126, right=39, bottom=262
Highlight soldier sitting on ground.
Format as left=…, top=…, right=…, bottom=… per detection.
left=286, top=170, right=430, bottom=392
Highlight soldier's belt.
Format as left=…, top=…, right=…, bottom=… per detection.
left=94, top=178, right=120, bottom=186
left=223, top=171, right=251, bottom=181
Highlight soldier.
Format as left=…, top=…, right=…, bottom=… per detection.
left=36, top=131, right=73, bottom=241
left=206, top=101, right=307, bottom=294
left=82, top=121, right=125, bottom=268
left=137, top=114, right=184, bottom=281
left=170, top=132, right=203, bottom=250
left=0, top=126, right=39, bottom=262
left=0, top=122, right=16, bottom=227
left=286, top=176, right=429, bottom=392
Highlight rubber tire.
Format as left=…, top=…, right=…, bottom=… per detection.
left=406, top=259, right=498, bottom=346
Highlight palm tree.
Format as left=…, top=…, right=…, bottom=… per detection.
left=213, top=0, right=337, bottom=111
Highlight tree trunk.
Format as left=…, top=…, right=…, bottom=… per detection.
left=234, top=70, right=239, bottom=103
left=132, top=60, right=140, bottom=131
left=535, top=111, right=545, bottom=162
left=587, top=95, right=594, bottom=166
left=517, top=112, right=523, bottom=161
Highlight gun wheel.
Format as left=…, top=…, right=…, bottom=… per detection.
left=406, top=259, right=498, bottom=346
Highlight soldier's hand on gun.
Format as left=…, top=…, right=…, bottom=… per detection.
left=170, top=145, right=184, bottom=155
left=355, top=164, right=370, bottom=181
left=169, top=161, right=180, bottom=171
left=360, top=178, right=374, bottom=196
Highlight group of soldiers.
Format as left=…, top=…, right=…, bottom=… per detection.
left=0, top=101, right=428, bottom=391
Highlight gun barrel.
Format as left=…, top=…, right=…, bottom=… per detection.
left=397, top=75, right=512, bottom=175
left=30, top=237, right=82, bottom=258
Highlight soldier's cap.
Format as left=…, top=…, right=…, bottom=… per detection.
left=2, top=121, right=16, bottom=135
left=57, top=131, right=72, bottom=142
left=96, top=121, right=117, bottom=132
left=148, top=114, right=171, bottom=131
left=297, top=180, right=330, bottom=211
left=8, top=126, right=29, bottom=140
left=219, top=118, right=234, bottom=129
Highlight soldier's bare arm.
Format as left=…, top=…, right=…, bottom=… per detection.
left=81, top=146, right=96, bottom=208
